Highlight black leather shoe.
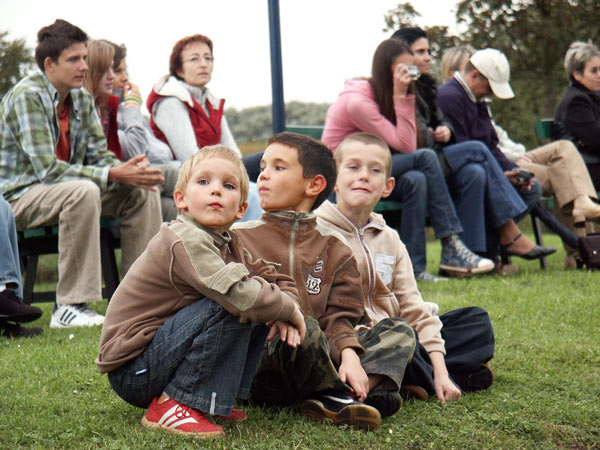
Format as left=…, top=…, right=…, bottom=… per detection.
left=0, top=289, right=42, bottom=323
left=500, top=233, right=556, bottom=260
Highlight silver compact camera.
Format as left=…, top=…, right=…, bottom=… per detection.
left=406, top=65, right=420, bottom=80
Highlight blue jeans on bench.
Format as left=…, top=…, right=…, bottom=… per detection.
left=443, top=140, right=528, bottom=254
left=0, top=194, right=22, bottom=298
left=108, top=299, right=268, bottom=416
left=388, top=148, right=464, bottom=273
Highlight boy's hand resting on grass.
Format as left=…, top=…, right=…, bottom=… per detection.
left=339, top=348, right=369, bottom=402
left=430, top=351, right=462, bottom=402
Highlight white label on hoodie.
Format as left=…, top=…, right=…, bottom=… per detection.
left=375, top=254, right=395, bottom=285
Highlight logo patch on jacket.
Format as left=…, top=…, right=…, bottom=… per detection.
left=306, top=274, right=322, bottom=294
left=314, top=260, right=324, bottom=273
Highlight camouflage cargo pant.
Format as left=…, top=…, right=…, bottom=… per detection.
left=250, top=316, right=416, bottom=406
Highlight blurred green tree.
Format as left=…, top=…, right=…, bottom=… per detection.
left=456, top=0, right=600, bottom=147
left=0, top=31, right=34, bottom=98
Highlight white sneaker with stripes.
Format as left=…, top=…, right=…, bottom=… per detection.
left=50, top=303, right=105, bottom=328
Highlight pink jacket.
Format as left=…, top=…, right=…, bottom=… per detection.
left=321, top=79, right=417, bottom=153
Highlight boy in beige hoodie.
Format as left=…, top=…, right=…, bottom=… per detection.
left=316, top=132, right=495, bottom=402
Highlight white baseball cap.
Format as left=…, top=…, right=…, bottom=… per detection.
left=470, top=48, right=515, bottom=99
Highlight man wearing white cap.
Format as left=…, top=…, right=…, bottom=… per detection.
left=437, top=48, right=542, bottom=211
left=438, top=47, right=600, bottom=268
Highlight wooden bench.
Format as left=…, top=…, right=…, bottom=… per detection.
left=18, top=218, right=121, bottom=304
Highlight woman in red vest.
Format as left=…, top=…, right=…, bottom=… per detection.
left=147, top=34, right=262, bottom=220
left=147, top=34, right=241, bottom=162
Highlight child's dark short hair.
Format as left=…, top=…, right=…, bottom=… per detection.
left=268, top=132, right=336, bottom=210
left=35, top=19, right=88, bottom=72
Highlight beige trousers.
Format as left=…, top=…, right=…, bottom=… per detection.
left=11, top=180, right=161, bottom=305
left=520, top=140, right=597, bottom=209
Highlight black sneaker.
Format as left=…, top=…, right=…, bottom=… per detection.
left=364, top=391, right=402, bottom=418
left=0, top=289, right=42, bottom=323
left=452, top=364, right=494, bottom=392
left=299, top=392, right=381, bottom=431
left=0, top=322, right=43, bottom=338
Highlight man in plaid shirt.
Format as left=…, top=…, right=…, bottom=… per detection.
left=0, top=19, right=163, bottom=328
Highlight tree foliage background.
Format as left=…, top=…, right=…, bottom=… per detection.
left=3, top=2, right=600, bottom=145
left=0, top=31, right=34, bottom=98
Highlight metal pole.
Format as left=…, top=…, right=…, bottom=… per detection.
left=268, top=0, right=285, bottom=133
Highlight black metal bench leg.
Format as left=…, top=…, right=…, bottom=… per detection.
left=531, top=214, right=548, bottom=270
left=100, top=228, right=120, bottom=301
left=22, top=255, right=39, bottom=305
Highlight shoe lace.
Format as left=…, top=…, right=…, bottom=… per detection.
left=451, top=236, right=480, bottom=265
left=175, top=404, right=193, bottom=419
left=73, top=304, right=97, bottom=316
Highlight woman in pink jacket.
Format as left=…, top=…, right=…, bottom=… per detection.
left=322, top=39, right=494, bottom=281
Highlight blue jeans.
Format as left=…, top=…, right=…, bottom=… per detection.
left=388, top=149, right=463, bottom=272
left=108, top=299, right=268, bottom=416
left=443, top=141, right=527, bottom=253
left=0, top=194, right=22, bottom=297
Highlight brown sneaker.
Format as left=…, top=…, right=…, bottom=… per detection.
left=399, top=384, right=428, bottom=401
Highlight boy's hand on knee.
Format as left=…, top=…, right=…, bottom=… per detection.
left=339, top=348, right=369, bottom=401
left=266, top=320, right=304, bottom=348
left=288, top=307, right=306, bottom=341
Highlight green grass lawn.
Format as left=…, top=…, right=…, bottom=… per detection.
left=1, top=232, right=599, bottom=449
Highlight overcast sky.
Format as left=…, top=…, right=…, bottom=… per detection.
left=0, top=0, right=459, bottom=110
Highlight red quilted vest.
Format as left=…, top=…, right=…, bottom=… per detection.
left=147, top=87, right=225, bottom=158
left=105, top=95, right=123, bottom=160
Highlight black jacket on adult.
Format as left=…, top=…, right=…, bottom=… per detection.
left=413, top=75, right=455, bottom=177
left=554, top=79, right=600, bottom=165
left=414, top=75, right=454, bottom=151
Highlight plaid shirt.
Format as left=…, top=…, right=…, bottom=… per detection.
left=0, top=71, right=120, bottom=201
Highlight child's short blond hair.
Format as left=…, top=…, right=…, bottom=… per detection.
left=335, top=133, right=392, bottom=177
left=175, top=145, right=250, bottom=212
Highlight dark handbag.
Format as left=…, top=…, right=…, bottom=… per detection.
left=578, top=234, right=600, bottom=269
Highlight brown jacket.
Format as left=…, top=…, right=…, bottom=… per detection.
left=315, top=201, right=445, bottom=355
left=233, top=210, right=366, bottom=364
left=96, top=213, right=302, bottom=374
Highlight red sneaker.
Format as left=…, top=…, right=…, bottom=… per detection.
left=142, top=397, right=224, bottom=438
left=215, top=408, right=247, bottom=421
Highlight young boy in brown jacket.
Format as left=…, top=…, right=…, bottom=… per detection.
left=234, top=132, right=416, bottom=431
left=96, top=146, right=305, bottom=439
left=315, top=132, right=495, bottom=402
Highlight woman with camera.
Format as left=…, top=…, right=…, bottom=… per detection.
left=322, top=39, right=496, bottom=281
left=322, top=38, right=552, bottom=279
